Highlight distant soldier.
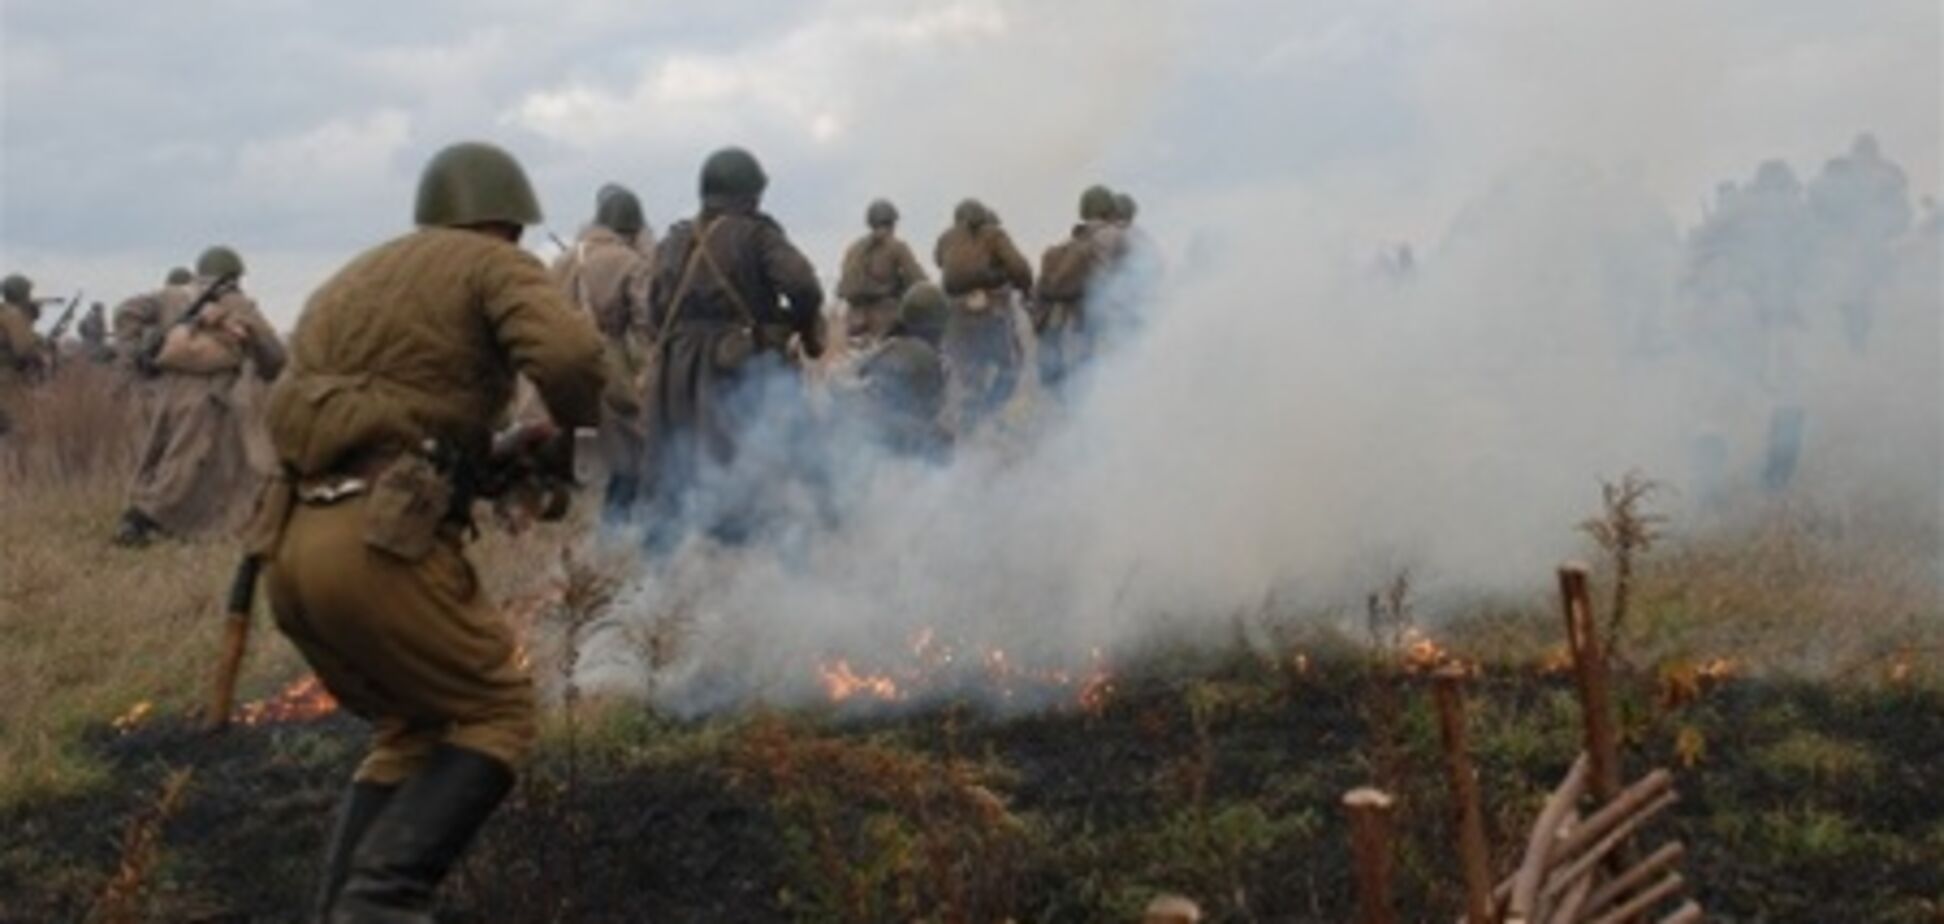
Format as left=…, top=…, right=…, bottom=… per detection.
left=78, top=301, right=115, bottom=364
left=837, top=198, right=928, bottom=344
left=642, top=146, right=824, bottom=544
left=114, top=268, right=198, bottom=379
left=0, top=274, right=47, bottom=383
left=552, top=184, right=654, bottom=519
left=256, top=141, right=605, bottom=922
left=114, top=246, right=285, bottom=546
left=594, top=181, right=657, bottom=259
left=934, top=198, right=1031, bottom=433
left=848, top=281, right=951, bottom=460
left=0, top=274, right=46, bottom=435
left=1033, top=186, right=1124, bottom=389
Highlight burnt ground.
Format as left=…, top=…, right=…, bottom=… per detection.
left=3, top=656, right=1939, bottom=923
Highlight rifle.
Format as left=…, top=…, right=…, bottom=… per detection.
left=35, top=291, right=83, bottom=377
left=205, top=554, right=263, bottom=733
left=137, top=273, right=237, bottom=375
left=46, top=291, right=83, bottom=341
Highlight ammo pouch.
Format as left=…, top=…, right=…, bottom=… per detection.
left=711, top=326, right=756, bottom=371
left=360, top=454, right=454, bottom=562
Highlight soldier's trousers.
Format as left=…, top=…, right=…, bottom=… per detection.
left=265, top=496, right=536, bottom=784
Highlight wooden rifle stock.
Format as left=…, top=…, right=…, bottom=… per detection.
left=205, top=555, right=263, bottom=732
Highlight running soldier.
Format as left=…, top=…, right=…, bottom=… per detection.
left=254, top=141, right=605, bottom=922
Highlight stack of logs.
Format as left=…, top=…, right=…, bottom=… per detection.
left=1341, top=563, right=1705, bottom=924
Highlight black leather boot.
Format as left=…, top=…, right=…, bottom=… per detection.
left=314, top=781, right=397, bottom=923
left=329, top=745, right=513, bottom=924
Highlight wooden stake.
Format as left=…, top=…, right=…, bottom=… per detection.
left=1547, top=795, right=1680, bottom=899
left=1579, top=842, right=1687, bottom=920
left=1584, top=873, right=1684, bottom=924
left=1657, top=901, right=1704, bottom=924
left=1552, top=772, right=1673, bottom=861
left=1510, top=755, right=1591, bottom=923
left=1559, top=563, right=1621, bottom=803
left=1343, top=788, right=1398, bottom=924
left=1433, top=666, right=1495, bottom=924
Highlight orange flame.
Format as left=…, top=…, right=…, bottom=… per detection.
left=818, top=660, right=903, bottom=703
left=112, top=700, right=154, bottom=733
left=816, top=635, right=1116, bottom=712
left=237, top=674, right=339, bottom=726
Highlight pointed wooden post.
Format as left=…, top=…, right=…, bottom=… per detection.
left=1559, top=563, right=1621, bottom=803
left=1343, top=787, right=1398, bottom=924
left=1433, top=666, right=1495, bottom=924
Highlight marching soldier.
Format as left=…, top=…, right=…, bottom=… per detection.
left=78, top=301, right=115, bottom=364
left=836, top=198, right=927, bottom=344
left=114, top=246, right=285, bottom=546
left=848, top=281, right=951, bottom=460
left=552, top=184, right=655, bottom=519
left=254, top=141, right=605, bottom=922
left=642, top=146, right=824, bottom=545
left=0, top=274, right=46, bottom=436
left=1034, top=185, right=1125, bottom=389
left=114, top=268, right=199, bottom=377
left=934, top=198, right=1031, bottom=432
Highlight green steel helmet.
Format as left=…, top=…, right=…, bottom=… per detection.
left=594, top=186, right=647, bottom=236
left=596, top=182, right=629, bottom=207
left=1114, top=192, right=1137, bottom=223
left=866, top=198, right=899, bottom=229
left=196, top=246, right=245, bottom=278
left=699, top=147, right=768, bottom=200
left=898, top=281, right=948, bottom=342
left=165, top=267, right=193, bottom=286
left=953, top=198, right=988, bottom=229
left=413, top=141, right=543, bottom=227
left=0, top=274, right=31, bottom=305
left=1079, top=184, right=1117, bottom=221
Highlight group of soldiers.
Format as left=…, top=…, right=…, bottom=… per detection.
left=7, top=139, right=1159, bottom=922
left=1, top=250, right=286, bottom=548
left=548, top=150, right=1158, bottom=544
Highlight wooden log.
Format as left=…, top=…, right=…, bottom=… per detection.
left=1343, top=788, right=1398, bottom=924
left=1657, top=901, right=1704, bottom=924
left=1579, top=843, right=1687, bottom=920
left=1558, top=564, right=1621, bottom=803
left=1508, top=755, right=1591, bottom=923
left=1583, top=873, right=1684, bottom=924
left=1545, top=864, right=1595, bottom=924
left=1553, top=770, right=1673, bottom=861
left=1433, top=666, right=1495, bottom=924
left=1547, top=801, right=1681, bottom=901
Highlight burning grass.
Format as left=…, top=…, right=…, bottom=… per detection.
left=1, top=652, right=1936, bottom=923
left=2, top=366, right=1938, bottom=920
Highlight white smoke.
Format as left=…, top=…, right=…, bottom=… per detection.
left=576, top=135, right=1939, bottom=713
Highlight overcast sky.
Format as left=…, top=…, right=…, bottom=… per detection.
left=2, top=0, right=1937, bottom=325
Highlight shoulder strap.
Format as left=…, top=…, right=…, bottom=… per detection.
left=695, top=224, right=759, bottom=327
left=660, top=217, right=723, bottom=337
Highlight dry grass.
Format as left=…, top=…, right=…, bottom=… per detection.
left=0, top=369, right=308, bottom=803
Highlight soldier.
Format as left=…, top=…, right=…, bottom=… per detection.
left=642, top=146, right=824, bottom=546
left=1033, top=186, right=1123, bottom=390
left=552, top=184, right=654, bottom=520
left=253, top=141, right=605, bottom=922
left=114, top=268, right=199, bottom=377
left=836, top=198, right=928, bottom=344
left=78, top=301, right=115, bottom=364
left=934, top=198, right=1031, bottom=433
left=595, top=181, right=657, bottom=259
left=114, top=246, right=286, bottom=546
left=848, top=281, right=951, bottom=460
left=0, top=274, right=46, bottom=436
